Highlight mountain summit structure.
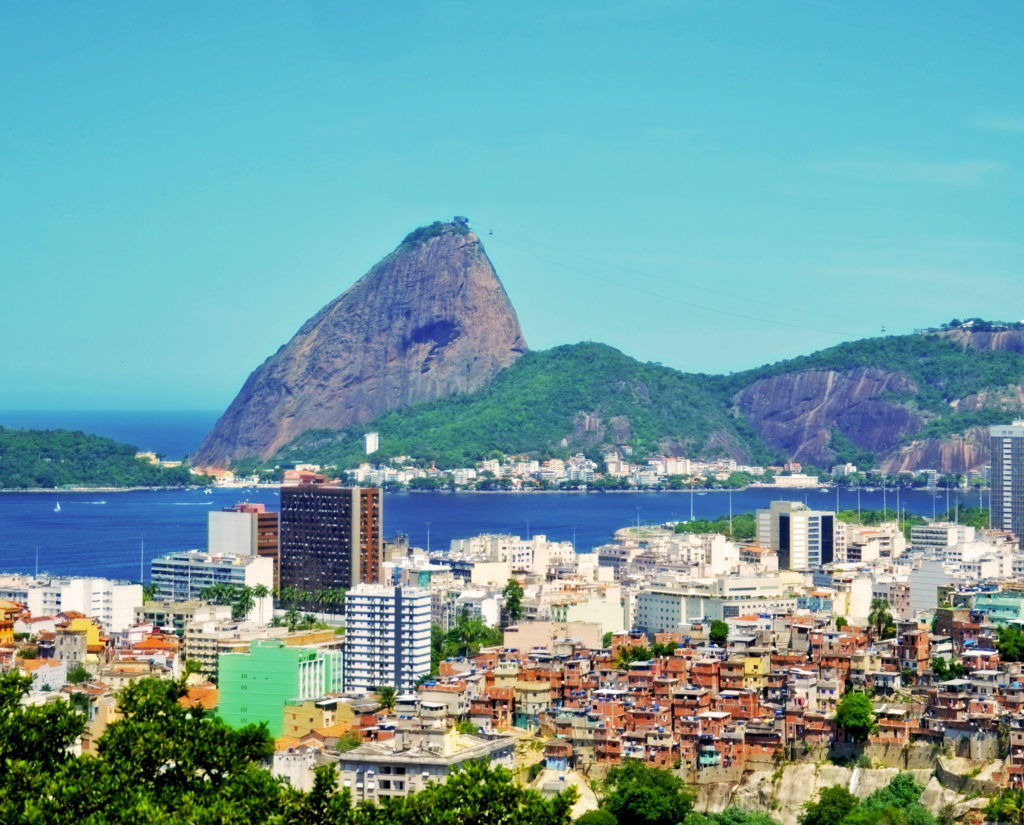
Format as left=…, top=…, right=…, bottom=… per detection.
left=195, top=220, right=526, bottom=466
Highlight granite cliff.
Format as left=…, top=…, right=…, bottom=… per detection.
left=194, top=221, right=526, bottom=466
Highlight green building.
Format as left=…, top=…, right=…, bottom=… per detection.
left=972, top=592, right=1024, bottom=625
left=218, top=639, right=342, bottom=738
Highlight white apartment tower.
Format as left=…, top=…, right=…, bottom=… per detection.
left=344, top=584, right=431, bottom=693
left=756, top=500, right=836, bottom=571
left=992, top=421, right=1024, bottom=547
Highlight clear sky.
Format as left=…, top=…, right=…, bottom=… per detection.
left=2, top=1, right=1022, bottom=411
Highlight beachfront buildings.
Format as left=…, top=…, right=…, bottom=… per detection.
left=343, top=583, right=431, bottom=693
left=279, top=476, right=382, bottom=592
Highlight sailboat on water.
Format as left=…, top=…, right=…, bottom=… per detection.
left=54, top=502, right=61, bottom=513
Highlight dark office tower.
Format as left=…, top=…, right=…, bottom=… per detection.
left=991, top=421, right=1024, bottom=548
left=279, top=476, right=382, bottom=592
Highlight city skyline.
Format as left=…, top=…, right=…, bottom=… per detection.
left=2, top=2, right=1022, bottom=410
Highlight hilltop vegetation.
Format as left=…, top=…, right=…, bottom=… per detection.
left=256, top=325, right=1024, bottom=472
left=0, top=427, right=208, bottom=489
left=277, top=343, right=774, bottom=468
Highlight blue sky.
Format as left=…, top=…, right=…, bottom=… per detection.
left=2, top=1, right=1021, bottom=411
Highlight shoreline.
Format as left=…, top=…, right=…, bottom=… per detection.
left=0, top=485, right=209, bottom=494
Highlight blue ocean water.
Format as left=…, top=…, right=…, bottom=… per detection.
left=0, top=410, right=220, bottom=460
left=0, top=485, right=982, bottom=584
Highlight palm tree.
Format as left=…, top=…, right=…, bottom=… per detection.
left=232, top=585, right=255, bottom=621
left=278, top=585, right=298, bottom=610
left=253, top=584, right=270, bottom=626
left=328, top=588, right=346, bottom=616
left=868, top=598, right=893, bottom=640
left=377, top=685, right=397, bottom=712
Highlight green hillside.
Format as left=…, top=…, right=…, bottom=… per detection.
left=267, top=326, right=1024, bottom=471
left=276, top=343, right=772, bottom=468
left=0, top=427, right=209, bottom=489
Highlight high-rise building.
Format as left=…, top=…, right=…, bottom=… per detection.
left=992, top=420, right=1024, bottom=547
left=279, top=477, right=382, bottom=593
left=209, top=503, right=280, bottom=589
left=343, top=583, right=431, bottom=692
left=150, top=551, right=273, bottom=622
left=756, top=501, right=836, bottom=571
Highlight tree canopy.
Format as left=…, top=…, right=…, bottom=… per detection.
left=709, top=620, right=729, bottom=646
left=834, top=692, right=875, bottom=743
left=0, top=671, right=577, bottom=825
left=601, top=759, right=694, bottom=825
left=0, top=427, right=211, bottom=489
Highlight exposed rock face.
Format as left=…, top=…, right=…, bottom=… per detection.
left=942, top=328, right=1024, bottom=353
left=882, top=427, right=991, bottom=474
left=734, top=367, right=923, bottom=466
left=195, top=222, right=526, bottom=465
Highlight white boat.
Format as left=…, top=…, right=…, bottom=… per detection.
left=54, top=502, right=61, bottom=513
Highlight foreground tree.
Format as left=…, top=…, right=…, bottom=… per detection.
left=363, top=760, right=576, bottom=825
left=798, top=785, right=858, bottom=825
left=602, top=759, right=693, bottom=825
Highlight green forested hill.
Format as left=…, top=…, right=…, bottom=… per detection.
left=265, top=326, right=1024, bottom=470
left=0, top=427, right=208, bottom=489
left=275, top=343, right=773, bottom=468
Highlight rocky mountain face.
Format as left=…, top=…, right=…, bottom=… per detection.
left=733, top=367, right=923, bottom=466
left=194, top=221, right=526, bottom=466
left=730, top=329, right=1024, bottom=473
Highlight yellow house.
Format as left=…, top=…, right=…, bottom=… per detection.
left=0, top=599, right=20, bottom=646
left=742, top=651, right=770, bottom=691
left=282, top=697, right=354, bottom=739
left=69, top=617, right=101, bottom=647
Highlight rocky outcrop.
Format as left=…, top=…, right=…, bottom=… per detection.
left=942, top=328, right=1024, bottom=353
left=733, top=367, right=923, bottom=467
left=882, top=427, right=992, bottom=474
left=195, top=221, right=526, bottom=465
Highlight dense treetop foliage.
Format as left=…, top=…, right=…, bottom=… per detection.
left=263, top=327, right=1024, bottom=470
left=799, top=774, right=935, bottom=825
left=834, top=691, right=876, bottom=742
left=0, top=671, right=576, bottom=825
left=601, top=760, right=694, bottom=825
left=0, top=427, right=209, bottom=489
